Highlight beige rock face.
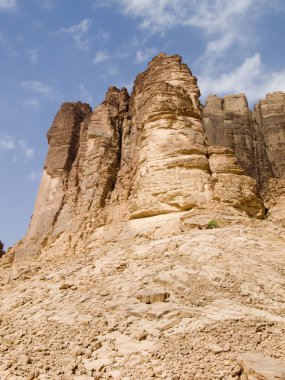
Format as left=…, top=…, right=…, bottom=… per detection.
left=239, top=352, right=285, bottom=380
left=264, top=178, right=285, bottom=227
left=13, top=53, right=265, bottom=260
left=126, top=53, right=211, bottom=218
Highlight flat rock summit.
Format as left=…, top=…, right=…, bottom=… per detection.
left=1, top=53, right=285, bottom=380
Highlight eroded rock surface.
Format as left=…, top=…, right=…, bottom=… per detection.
left=2, top=53, right=285, bottom=379
left=203, top=92, right=285, bottom=191
left=1, top=214, right=285, bottom=379
left=14, top=54, right=265, bottom=261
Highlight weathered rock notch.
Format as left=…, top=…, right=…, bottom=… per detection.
left=14, top=53, right=285, bottom=259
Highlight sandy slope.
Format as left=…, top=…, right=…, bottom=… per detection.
left=1, top=213, right=285, bottom=379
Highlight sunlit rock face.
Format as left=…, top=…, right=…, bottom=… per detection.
left=14, top=53, right=266, bottom=260
left=122, top=54, right=262, bottom=219
left=126, top=53, right=211, bottom=218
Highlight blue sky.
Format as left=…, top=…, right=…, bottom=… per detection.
left=0, top=0, right=285, bottom=248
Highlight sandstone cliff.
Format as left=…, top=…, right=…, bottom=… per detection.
left=203, top=91, right=285, bottom=227
left=14, top=53, right=265, bottom=261
left=1, top=53, right=285, bottom=380
left=203, top=91, right=285, bottom=192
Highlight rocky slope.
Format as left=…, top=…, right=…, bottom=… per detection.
left=1, top=53, right=285, bottom=380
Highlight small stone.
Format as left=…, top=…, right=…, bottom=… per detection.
left=93, top=341, right=102, bottom=350
left=208, top=343, right=223, bottom=354
left=230, top=365, right=241, bottom=376
left=70, top=345, right=84, bottom=357
left=59, top=283, right=72, bottom=290
left=223, top=343, right=231, bottom=352
left=137, top=290, right=170, bottom=304
left=252, top=334, right=262, bottom=344
left=110, top=370, right=122, bottom=379
left=134, top=331, right=148, bottom=341
left=18, top=354, right=32, bottom=366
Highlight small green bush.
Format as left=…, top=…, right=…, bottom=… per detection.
left=206, top=219, right=219, bottom=229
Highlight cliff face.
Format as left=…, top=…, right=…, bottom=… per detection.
left=14, top=54, right=285, bottom=260
left=203, top=92, right=285, bottom=192
left=2, top=54, right=285, bottom=380
left=203, top=91, right=285, bottom=227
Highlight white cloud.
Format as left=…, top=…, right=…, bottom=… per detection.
left=19, top=140, right=34, bottom=162
left=27, top=170, right=42, bottom=181
left=27, top=49, right=39, bottom=64
left=0, top=0, right=17, bottom=10
left=115, top=0, right=282, bottom=63
left=79, top=84, right=94, bottom=104
left=0, top=136, right=15, bottom=150
left=0, top=32, right=17, bottom=54
left=22, top=98, right=40, bottom=108
left=93, top=50, right=109, bottom=64
left=0, top=136, right=35, bottom=162
left=40, top=0, right=57, bottom=9
left=199, top=53, right=285, bottom=104
left=95, top=29, right=110, bottom=42
left=59, top=19, right=92, bottom=50
left=135, top=47, right=157, bottom=63
left=21, top=81, right=55, bottom=100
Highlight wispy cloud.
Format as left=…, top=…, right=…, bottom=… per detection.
left=115, top=0, right=283, bottom=64
left=135, top=47, right=157, bottom=63
left=39, top=0, right=57, bottom=9
left=26, top=48, right=39, bottom=64
left=21, top=81, right=55, bottom=100
left=27, top=169, right=42, bottom=181
left=0, top=32, right=18, bottom=54
left=59, top=18, right=92, bottom=50
left=19, top=140, right=34, bottom=162
left=0, top=135, right=15, bottom=150
left=0, top=0, right=17, bottom=10
left=0, top=135, right=35, bottom=162
left=79, top=84, right=94, bottom=104
left=113, top=0, right=284, bottom=103
left=22, top=98, right=40, bottom=109
left=93, top=50, right=109, bottom=64
left=199, top=53, right=285, bottom=104
left=95, top=29, right=110, bottom=42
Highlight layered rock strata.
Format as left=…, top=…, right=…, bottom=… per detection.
left=203, top=92, right=285, bottom=192
left=15, top=54, right=265, bottom=259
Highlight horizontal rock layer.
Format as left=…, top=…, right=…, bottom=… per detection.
left=203, top=92, right=285, bottom=192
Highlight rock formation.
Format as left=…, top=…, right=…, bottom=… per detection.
left=1, top=53, right=285, bottom=380
left=15, top=53, right=265, bottom=261
left=203, top=91, right=285, bottom=193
